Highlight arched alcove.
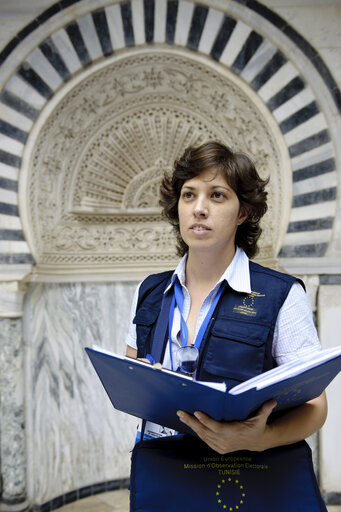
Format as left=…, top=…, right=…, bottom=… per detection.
left=21, top=47, right=291, bottom=279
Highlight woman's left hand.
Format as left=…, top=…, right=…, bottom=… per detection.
left=177, top=399, right=277, bottom=454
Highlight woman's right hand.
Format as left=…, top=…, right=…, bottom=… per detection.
left=138, top=358, right=163, bottom=369
left=126, top=346, right=162, bottom=368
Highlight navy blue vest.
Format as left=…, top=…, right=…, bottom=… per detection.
left=133, top=261, right=302, bottom=390
left=130, top=263, right=327, bottom=512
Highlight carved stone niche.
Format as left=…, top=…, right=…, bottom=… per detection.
left=22, top=48, right=291, bottom=281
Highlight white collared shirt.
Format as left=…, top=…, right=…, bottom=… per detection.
left=126, top=247, right=321, bottom=367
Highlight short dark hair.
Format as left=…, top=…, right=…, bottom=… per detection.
left=159, top=141, right=268, bottom=259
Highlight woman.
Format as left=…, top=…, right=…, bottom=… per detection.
left=126, top=141, right=327, bottom=510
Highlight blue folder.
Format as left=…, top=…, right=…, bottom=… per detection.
left=85, top=346, right=341, bottom=435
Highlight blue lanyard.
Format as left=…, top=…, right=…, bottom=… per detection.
left=168, top=280, right=224, bottom=371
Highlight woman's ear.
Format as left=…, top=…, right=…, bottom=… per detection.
left=237, top=206, right=249, bottom=225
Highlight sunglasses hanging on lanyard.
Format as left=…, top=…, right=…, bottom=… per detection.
left=168, top=280, right=224, bottom=376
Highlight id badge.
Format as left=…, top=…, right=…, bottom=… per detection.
left=135, top=421, right=177, bottom=444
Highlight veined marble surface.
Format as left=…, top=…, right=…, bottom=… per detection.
left=0, top=317, right=26, bottom=498
left=23, top=281, right=139, bottom=505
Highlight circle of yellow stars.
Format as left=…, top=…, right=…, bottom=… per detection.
left=243, top=294, right=255, bottom=309
left=216, top=478, right=246, bottom=510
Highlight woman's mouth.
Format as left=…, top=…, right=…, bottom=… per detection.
left=190, top=224, right=211, bottom=232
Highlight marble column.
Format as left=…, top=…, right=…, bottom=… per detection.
left=0, top=282, right=28, bottom=512
left=318, top=284, right=341, bottom=503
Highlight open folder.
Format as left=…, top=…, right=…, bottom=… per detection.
left=85, top=345, right=341, bottom=435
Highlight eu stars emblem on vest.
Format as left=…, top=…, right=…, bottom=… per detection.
left=233, top=291, right=266, bottom=317
left=216, top=478, right=247, bottom=510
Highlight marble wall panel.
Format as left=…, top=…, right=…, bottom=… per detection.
left=0, top=317, right=26, bottom=500
left=318, top=285, right=341, bottom=499
left=23, top=281, right=138, bottom=505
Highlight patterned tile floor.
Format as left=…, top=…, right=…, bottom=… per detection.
left=56, top=490, right=341, bottom=511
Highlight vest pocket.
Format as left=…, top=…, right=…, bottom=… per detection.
left=202, top=318, right=270, bottom=382
left=133, top=307, right=160, bottom=357
left=133, top=307, right=160, bottom=327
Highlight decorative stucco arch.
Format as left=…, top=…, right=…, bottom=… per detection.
left=0, top=0, right=340, bottom=281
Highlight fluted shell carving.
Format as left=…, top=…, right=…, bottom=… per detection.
left=74, top=110, right=214, bottom=213
left=25, top=50, right=291, bottom=277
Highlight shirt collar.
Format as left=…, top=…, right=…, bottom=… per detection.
left=165, top=247, right=251, bottom=294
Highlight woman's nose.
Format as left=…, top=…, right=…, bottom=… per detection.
left=194, top=197, right=208, bottom=217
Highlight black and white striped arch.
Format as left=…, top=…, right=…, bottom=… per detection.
left=0, top=0, right=339, bottom=266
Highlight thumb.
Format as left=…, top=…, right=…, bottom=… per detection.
left=258, top=399, right=277, bottom=419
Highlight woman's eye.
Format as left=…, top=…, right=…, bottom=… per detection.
left=183, top=192, right=193, bottom=199
left=212, top=192, right=225, bottom=199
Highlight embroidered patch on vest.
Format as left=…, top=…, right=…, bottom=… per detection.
left=233, top=291, right=266, bottom=317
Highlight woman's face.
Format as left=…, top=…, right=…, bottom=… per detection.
left=178, top=168, right=247, bottom=256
